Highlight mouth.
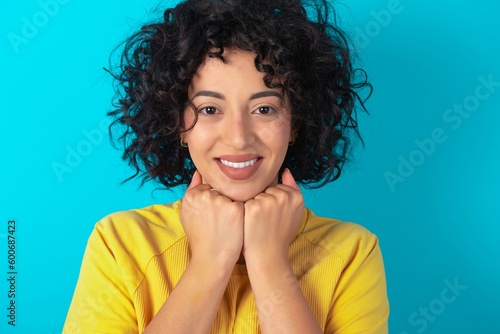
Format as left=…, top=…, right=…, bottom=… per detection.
left=219, top=158, right=259, bottom=169
left=215, top=155, right=263, bottom=180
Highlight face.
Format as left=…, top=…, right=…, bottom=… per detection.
left=182, top=49, right=293, bottom=202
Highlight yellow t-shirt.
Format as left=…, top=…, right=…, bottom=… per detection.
left=63, top=200, right=389, bottom=333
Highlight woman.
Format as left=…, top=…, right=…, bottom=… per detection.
left=63, top=0, right=389, bottom=332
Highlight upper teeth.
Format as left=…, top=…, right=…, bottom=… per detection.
left=220, top=158, right=258, bottom=169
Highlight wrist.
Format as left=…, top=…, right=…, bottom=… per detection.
left=244, top=246, right=288, bottom=266
left=188, top=254, right=236, bottom=281
left=245, top=251, right=291, bottom=278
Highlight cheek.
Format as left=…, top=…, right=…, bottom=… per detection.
left=259, top=118, right=291, bottom=146
left=182, top=112, right=209, bottom=144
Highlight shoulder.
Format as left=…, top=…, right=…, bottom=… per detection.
left=300, top=208, right=381, bottom=264
left=90, top=200, right=186, bottom=271
left=300, top=210, right=389, bottom=332
left=96, top=200, right=183, bottom=235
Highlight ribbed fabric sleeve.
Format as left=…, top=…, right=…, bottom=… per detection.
left=63, top=200, right=389, bottom=333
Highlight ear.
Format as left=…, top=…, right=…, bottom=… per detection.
left=180, top=135, right=188, bottom=148
left=289, top=122, right=301, bottom=145
left=179, top=110, right=192, bottom=147
left=290, top=120, right=301, bottom=141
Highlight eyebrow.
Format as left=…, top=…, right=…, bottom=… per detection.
left=191, top=90, right=283, bottom=101
left=249, top=91, right=283, bottom=100
left=192, top=90, right=225, bottom=100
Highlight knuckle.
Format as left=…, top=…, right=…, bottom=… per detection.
left=224, top=201, right=242, bottom=215
left=182, top=191, right=195, bottom=204
left=244, top=200, right=259, bottom=214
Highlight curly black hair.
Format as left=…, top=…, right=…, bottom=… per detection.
left=108, top=0, right=371, bottom=189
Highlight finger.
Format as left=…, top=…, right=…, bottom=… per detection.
left=281, top=168, right=301, bottom=192
left=187, top=170, right=202, bottom=190
left=251, top=192, right=273, bottom=201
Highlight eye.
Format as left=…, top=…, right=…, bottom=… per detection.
left=198, top=106, right=219, bottom=115
left=254, top=106, right=277, bottom=115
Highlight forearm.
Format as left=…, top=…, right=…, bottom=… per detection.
left=247, top=255, right=323, bottom=334
left=143, top=258, right=232, bottom=334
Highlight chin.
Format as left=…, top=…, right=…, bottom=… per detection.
left=220, top=187, right=263, bottom=202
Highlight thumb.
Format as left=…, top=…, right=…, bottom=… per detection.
left=282, top=168, right=300, bottom=192
left=187, top=170, right=202, bottom=189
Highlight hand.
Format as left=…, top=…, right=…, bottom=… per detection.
left=180, top=171, right=244, bottom=270
left=243, top=168, right=304, bottom=264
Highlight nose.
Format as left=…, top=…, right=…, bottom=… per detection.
left=221, top=110, right=255, bottom=149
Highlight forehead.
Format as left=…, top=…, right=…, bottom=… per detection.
left=189, top=50, right=268, bottom=91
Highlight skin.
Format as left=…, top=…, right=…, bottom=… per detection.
left=182, top=48, right=293, bottom=202
left=143, top=49, right=322, bottom=333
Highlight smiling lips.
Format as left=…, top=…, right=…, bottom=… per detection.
left=216, top=155, right=263, bottom=180
left=219, top=158, right=259, bottom=169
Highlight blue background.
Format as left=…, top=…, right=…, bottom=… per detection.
left=1, top=0, right=499, bottom=333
